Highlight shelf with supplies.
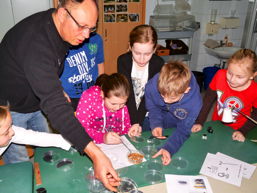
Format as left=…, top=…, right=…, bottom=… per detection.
left=156, top=25, right=199, bottom=62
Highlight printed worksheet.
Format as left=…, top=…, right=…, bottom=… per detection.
left=200, top=153, right=243, bottom=186
left=165, top=174, right=213, bottom=193
left=216, top=152, right=256, bottom=179
left=97, top=136, right=146, bottom=169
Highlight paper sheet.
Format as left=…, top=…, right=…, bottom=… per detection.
left=200, top=153, right=243, bottom=186
left=97, top=136, right=146, bottom=169
left=216, top=152, right=256, bottom=179
left=165, top=174, right=213, bottom=193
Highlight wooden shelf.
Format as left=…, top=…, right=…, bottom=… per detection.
left=160, top=54, right=192, bottom=62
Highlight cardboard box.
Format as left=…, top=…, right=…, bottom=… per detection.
left=156, top=48, right=170, bottom=56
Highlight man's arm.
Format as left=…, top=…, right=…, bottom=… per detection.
left=84, top=142, right=119, bottom=192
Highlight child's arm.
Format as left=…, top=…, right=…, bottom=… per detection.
left=145, top=88, right=164, bottom=130
left=11, top=126, right=71, bottom=150
left=152, top=148, right=171, bottom=165
left=234, top=107, right=257, bottom=141
left=76, top=90, right=105, bottom=143
left=162, top=116, right=197, bottom=155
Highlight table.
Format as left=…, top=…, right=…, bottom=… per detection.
left=0, top=161, right=33, bottom=193
left=139, top=163, right=257, bottom=193
left=33, top=121, right=257, bottom=193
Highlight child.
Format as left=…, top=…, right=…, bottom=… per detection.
left=0, top=105, right=71, bottom=157
left=117, top=24, right=164, bottom=130
left=145, top=61, right=202, bottom=165
left=60, top=32, right=104, bottom=111
left=76, top=73, right=141, bottom=144
left=191, top=49, right=257, bottom=142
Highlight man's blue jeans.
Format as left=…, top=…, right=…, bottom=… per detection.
left=2, top=110, right=49, bottom=164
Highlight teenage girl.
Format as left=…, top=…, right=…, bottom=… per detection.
left=117, top=24, right=164, bottom=131
left=76, top=73, right=141, bottom=144
left=191, top=49, right=257, bottom=142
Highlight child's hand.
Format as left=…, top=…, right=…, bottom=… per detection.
left=152, top=127, right=166, bottom=139
left=191, top=124, right=202, bottom=133
left=128, top=124, right=142, bottom=137
left=232, top=131, right=245, bottom=142
left=104, top=132, right=121, bottom=144
left=152, top=148, right=171, bottom=165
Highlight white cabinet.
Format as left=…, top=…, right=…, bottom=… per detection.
left=0, top=0, right=53, bottom=41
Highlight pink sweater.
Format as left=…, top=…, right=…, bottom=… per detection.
left=76, top=86, right=131, bottom=143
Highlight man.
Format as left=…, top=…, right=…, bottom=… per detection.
left=0, top=0, right=119, bottom=191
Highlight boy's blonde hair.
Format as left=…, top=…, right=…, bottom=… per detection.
left=158, top=61, right=191, bottom=97
left=228, top=49, right=257, bottom=73
left=0, top=106, right=9, bottom=128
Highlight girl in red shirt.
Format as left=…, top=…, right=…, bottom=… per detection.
left=192, top=49, right=257, bottom=142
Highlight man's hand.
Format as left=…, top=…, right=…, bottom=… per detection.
left=152, top=127, right=167, bottom=139
left=191, top=124, right=202, bottom=133
left=84, top=142, right=120, bottom=192
left=152, top=148, right=171, bottom=165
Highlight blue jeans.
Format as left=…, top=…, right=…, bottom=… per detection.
left=2, top=110, right=49, bottom=164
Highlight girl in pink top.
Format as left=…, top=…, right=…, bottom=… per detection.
left=76, top=73, right=141, bottom=144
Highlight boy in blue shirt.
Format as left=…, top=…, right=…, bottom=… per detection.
left=145, top=61, right=202, bottom=165
left=60, top=33, right=104, bottom=111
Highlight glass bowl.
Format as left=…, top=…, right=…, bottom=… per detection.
left=118, top=177, right=138, bottom=193
left=147, top=159, right=163, bottom=171
left=85, top=167, right=105, bottom=193
left=43, top=150, right=60, bottom=164
left=171, top=156, right=188, bottom=170
left=88, top=178, right=105, bottom=193
left=130, top=135, right=145, bottom=143
left=146, top=138, right=161, bottom=146
left=127, top=150, right=144, bottom=165
left=141, top=145, right=157, bottom=158
left=144, top=169, right=163, bottom=184
left=56, top=158, right=73, bottom=172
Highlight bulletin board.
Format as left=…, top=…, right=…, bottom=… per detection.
left=103, top=0, right=141, bottom=23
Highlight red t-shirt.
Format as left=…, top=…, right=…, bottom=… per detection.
left=210, top=69, right=257, bottom=130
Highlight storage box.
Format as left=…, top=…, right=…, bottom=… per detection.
left=156, top=49, right=170, bottom=56
left=150, top=14, right=196, bottom=31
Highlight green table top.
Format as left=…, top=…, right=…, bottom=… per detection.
left=33, top=121, right=257, bottom=193
left=0, top=161, right=33, bottom=193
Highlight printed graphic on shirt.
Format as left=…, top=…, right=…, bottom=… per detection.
left=88, top=43, right=98, bottom=55
left=65, top=43, right=98, bottom=95
left=93, top=114, right=124, bottom=133
left=216, top=91, right=241, bottom=122
left=132, top=77, right=145, bottom=109
left=173, top=108, right=188, bottom=120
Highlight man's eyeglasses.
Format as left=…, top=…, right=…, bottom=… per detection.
left=64, top=8, right=96, bottom=33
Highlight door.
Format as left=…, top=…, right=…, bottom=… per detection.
left=98, top=0, right=146, bottom=74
